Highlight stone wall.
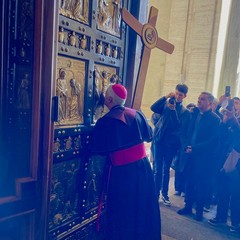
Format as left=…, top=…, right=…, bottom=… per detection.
left=142, top=0, right=221, bottom=118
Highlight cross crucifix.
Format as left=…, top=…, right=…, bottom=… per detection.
left=122, top=7, right=175, bottom=110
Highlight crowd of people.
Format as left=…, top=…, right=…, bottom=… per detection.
left=90, top=83, right=240, bottom=239
left=151, top=84, right=240, bottom=234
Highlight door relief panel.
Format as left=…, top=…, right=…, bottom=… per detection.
left=49, top=0, right=128, bottom=238
left=56, top=56, right=85, bottom=125
left=83, top=155, right=106, bottom=218
left=97, top=0, right=122, bottom=37
left=93, top=64, right=118, bottom=121
left=60, top=0, right=90, bottom=24
left=49, top=159, right=81, bottom=233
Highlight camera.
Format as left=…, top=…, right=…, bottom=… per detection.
left=168, top=96, right=176, bottom=105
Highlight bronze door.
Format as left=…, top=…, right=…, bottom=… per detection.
left=0, top=0, right=42, bottom=239
left=48, top=1, right=129, bottom=239
left=0, top=0, right=145, bottom=239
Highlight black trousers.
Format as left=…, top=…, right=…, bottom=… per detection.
left=174, top=169, right=186, bottom=193
left=152, top=141, right=176, bottom=198
left=184, top=161, right=212, bottom=214
left=215, top=170, right=240, bottom=226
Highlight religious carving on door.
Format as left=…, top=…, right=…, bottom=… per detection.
left=50, top=0, right=127, bottom=239
left=82, top=155, right=106, bottom=218
left=56, top=56, right=85, bottom=125
left=93, top=64, right=118, bottom=122
left=49, top=159, right=81, bottom=230
left=97, top=0, right=122, bottom=37
left=58, top=27, right=90, bottom=50
left=17, top=72, right=31, bottom=109
left=60, top=0, right=89, bottom=24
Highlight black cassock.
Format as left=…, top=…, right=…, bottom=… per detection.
left=90, top=105, right=161, bottom=240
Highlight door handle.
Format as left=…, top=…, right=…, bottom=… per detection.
left=52, top=96, right=59, bottom=122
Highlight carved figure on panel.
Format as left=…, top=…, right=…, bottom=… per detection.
left=56, top=56, right=85, bottom=126
left=58, top=27, right=65, bottom=43
left=105, top=43, right=111, bottom=57
left=73, top=0, right=83, bottom=19
left=56, top=68, right=68, bottom=121
left=60, top=0, right=89, bottom=24
left=113, top=46, right=118, bottom=58
left=93, top=65, right=117, bottom=121
left=69, top=78, right=81, bottom=119
left=65, top=163, right=79, bottom=215
left=97, top=41, right=103, bottom=54
left=87, top=173, right=97, bottom=208
left=85, top=156, right=106, bottom=210
left=53, top=138, right=61, bottom=152
left=101, top=70, right=111, bottom=95
left=18, top=73, right=30, bottom=109
left=97, top=0, right=121, bottom=36
left=50, top=179, right=64, bottom=225
left=49, top=161, right=80, bottom=229
left=98, top=0, right=112, bottom=27
left=112, top=0, right=121, bottom=33
left=93, top=67, right=105, bottom=122
left=74, top=135, right=81, bottom=149
left=86, top=159, right=98, bottom=209
left=20, top=1, right=33, bottom=40
left=80, top=35, right=87, bottom=49
left=64, top=136, right=72, bottom=150
left=19, top=47, right=26, bottom=58
left=61, top=0, right=72, bottom=11
left=69, top=31, right=76, bottom=46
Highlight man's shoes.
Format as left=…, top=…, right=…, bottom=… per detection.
left=177, top=207, right=192, bottom=215
left=230, top=225, right=240, bottom=233
left=161, top=195, right=171, bottom=206
left=208, top=218, right=226, bottom=226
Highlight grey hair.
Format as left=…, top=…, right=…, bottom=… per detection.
left=107, top=85, right=126, bottom=106
left=201, top=92, right=214, bottom=103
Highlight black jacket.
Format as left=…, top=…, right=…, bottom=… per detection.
left=151, top=97, right=190, bottom=149
left=180, top=107, right=220, bottom=173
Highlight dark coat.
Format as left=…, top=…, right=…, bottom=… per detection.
left=179, top=107, right=220, bottom=173
left=90, top=105, right=161, bottom=240
left=151, top=97, right=190, bottom=151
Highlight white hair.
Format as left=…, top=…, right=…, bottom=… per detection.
left=107, top=85, right=126, bottom=106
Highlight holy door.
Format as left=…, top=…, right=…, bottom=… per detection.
left=0, top=0, right=147, bottom=239
left=49, top=0, right=128, bottom=239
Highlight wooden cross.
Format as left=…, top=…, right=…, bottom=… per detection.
left=122, top=7, right=175, bottom=110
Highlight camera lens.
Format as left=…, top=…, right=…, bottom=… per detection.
left=169, top=97, right=175, bottom=104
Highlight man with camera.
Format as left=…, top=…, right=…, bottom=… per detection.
left=150, top=84, right=189, bottom=206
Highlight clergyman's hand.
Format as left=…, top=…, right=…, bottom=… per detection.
left=185, top=146, right=192, bottom=154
